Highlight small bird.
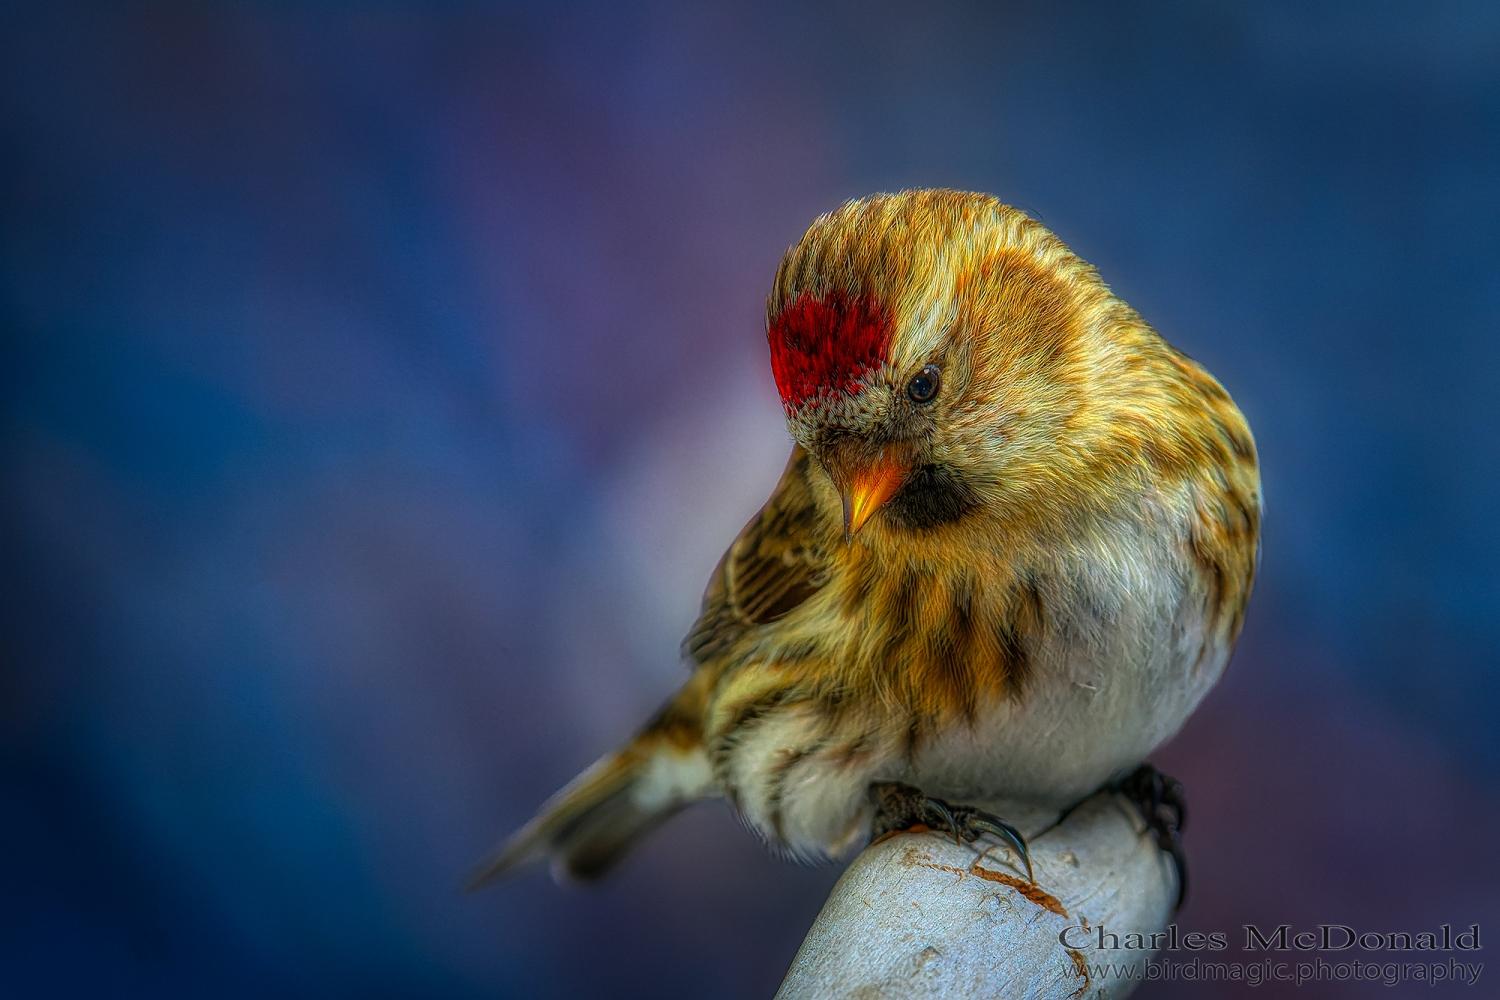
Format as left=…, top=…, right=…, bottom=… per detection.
left=469, top=189, right=1259, bottom=892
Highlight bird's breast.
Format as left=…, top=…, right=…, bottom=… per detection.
left=766, top=502, right=1210, bottom=723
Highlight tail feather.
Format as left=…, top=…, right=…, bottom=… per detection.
left=466, top=732, right=714, bottom=890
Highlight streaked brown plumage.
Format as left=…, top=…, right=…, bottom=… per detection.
left=470, top=189, right=1259, bottom=887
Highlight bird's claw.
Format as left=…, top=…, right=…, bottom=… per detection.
left=923, top=797, right=961, bottom=846
left=870, top=782, right=1034, bottom=883
left=1115, top=763, right=1189, bottom=911
left=957, top=811, right=1034, bottom=884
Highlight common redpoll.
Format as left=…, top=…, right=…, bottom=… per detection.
left=469, top=189, right=1260, bottom=895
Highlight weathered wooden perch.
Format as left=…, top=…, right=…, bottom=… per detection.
left=774, top=789, right=1175, bottom=999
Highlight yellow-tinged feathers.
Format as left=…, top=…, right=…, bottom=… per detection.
left=746, top=190, right=1260, bottom=722
left=474, top=189, right=1260, bottom=882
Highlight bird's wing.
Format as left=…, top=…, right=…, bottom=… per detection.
left=683, top=444, right=832, bottom=663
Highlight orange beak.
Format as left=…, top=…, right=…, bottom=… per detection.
left=837, top=450, right=910, bottom=543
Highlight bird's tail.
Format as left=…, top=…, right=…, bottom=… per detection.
left=466, top=672, right=716, bottom=889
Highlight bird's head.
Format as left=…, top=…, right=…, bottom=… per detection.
left=768, top=189, right=1154, bottom=544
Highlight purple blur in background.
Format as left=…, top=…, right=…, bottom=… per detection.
left=2, top=3, right=1498, bottom=998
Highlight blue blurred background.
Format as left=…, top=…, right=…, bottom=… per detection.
left=2, top=3, right=1498, bottom=997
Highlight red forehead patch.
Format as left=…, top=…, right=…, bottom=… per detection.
left=768, top=290, right=892, bottom=409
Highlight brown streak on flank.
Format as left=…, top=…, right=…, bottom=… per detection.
left=948, top=605, right=981, bottom=722
left=937, top=577, right=981, bottom=721
left=642, top=665, right=716, bottom=750
left=1230, top=494, right=1257, bottom=535
left=829, top=736, right=870, bottom=769
left=1227, top=423, right=1257, bottom=462
left=811, top=687, right=855, bottom=733
left=901, top=714, right=923, bottom=762
left=766, top=742, right=818, bottom=844
left=1198, top=541, right=1226, bottom=627
left=880, top=569, right=920, bottom=703
left=1187, top=463, right=1259, bottom=647
left=712, top=688, right=790, bottom=754
left=1122, top=410, right=1198, bottom=484
left=989, top=580, right=1042, bottom=701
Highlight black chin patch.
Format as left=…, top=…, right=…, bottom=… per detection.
left=883, top=464, right=980, bottom=530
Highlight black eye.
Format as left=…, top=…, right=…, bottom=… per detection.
left=906, top=365, right=941, bottom=404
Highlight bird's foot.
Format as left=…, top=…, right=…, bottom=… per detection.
left=1114, top=763, right=1189, bottom=912
left=869, top=782, right=1033, bottom=883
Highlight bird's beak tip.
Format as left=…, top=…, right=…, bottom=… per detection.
left=838, top=455, right=909, bottom=542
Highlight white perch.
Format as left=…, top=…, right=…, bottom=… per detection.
left=775, top=789, right=1175, bottom=999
